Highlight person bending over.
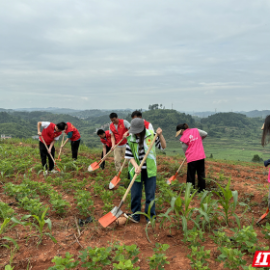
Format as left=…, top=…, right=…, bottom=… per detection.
left=37, top=121, right=64, bottom=174
left=175, top=123, right=207, bottom=192
left=97, top=129, right=112, bottom=169
left=59, top=122, right=81, bottom=160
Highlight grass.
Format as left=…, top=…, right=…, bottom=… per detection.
left=165, top=137, right=269, bottom=162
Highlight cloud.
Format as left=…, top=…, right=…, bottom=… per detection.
left=0, top=0, right=270, bottom=111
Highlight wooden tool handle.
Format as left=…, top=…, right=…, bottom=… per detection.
left=99, top=137, right=125, bottom=164
left=40, top=136, right=56, bottom=164
left=177, top=157, right=187, bottom=173
left=58, top=134, right=65, bottom=157
left=121, top=133, right=158, bottom=203
left=120, top=158, right=128, bottom=171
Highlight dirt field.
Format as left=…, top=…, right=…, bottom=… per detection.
left=0, top=141, right=269, bottom=269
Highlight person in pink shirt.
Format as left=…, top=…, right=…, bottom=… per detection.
left=175, top=123, right=208, bottom=192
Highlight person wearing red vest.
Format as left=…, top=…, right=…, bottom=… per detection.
left=175, top=123, right=208, bottom=192
left=131, top=110, right=154, bottom=131
left=59, top=122, right=81, bottom=160
left=37, top=121, right=64, bottom=174
left=97, top=129, right=112, bottom=170
left=109, top=112, right=130, bottom=172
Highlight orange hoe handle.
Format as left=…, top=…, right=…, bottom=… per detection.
left=40, top=136, right=61, bottom=172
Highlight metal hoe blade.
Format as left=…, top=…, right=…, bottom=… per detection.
left=98, top=206, right=123, bottom=228
left=167, top=173, right=178, bottom=185
left=256, top=207, right=269, bottom=224
left=109, top=176, right=121, bottom=190
left=88, top=162, right=100, bottom=172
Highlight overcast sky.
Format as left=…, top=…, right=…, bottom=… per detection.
left=0, top=0, right=270, bottom=112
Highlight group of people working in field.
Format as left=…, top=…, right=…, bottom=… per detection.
left=36, top=110, right=209, bottom=223
left=36, top=113, right=270, bottom=224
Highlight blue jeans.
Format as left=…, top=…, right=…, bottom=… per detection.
left=131, top=169, right=156, bottom=222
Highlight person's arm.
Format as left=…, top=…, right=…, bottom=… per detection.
left=37, top=122, right=42, bottom=136
left=181, top=142, right=188, bottom=153
left=130, top=158, right=141, bottom=174
left=198, top=129, right=208, bottom=140
left=125, top=142, right=140, bottom=174
left=37, top=121, right=50, bottom=136
left=48, top=140, right=55, bottom=154
left=102, top=144, right=107, bottom=158
left=62, top=138, right=70, bottom=148
left=156, top=128, right=166, bottom=149
left=124, top=120, right=131, bottom=130
left=111, top=133, right=116, bottom=150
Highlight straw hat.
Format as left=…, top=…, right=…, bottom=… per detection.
left=175, top=123, right=186, bottom=137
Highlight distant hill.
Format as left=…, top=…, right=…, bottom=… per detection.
left=141, top=109, right=195, bottom=139
left=199, top=112, right=263, bottom=139
left=14, top=107, right=82, bottom=114
left=238, top=110, right=270, bottom=118
left=71, top=110, right=132, bottom=119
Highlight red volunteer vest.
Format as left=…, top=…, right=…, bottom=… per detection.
left=144, top=120, right=150, bottom=129
left=110, top=119, right=128, bottom=146
left=40, top=123, right=62, bottom=145
left=65, top=122, right=81, bottom=141
left=100, top=130, right=112, bottom=148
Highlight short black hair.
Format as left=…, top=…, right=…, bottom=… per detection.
left=131, top=110, right=142, bottom=118
left=56, top=122, right=66, bottom=131
left=97, top=129, right=105, bottom=136
left=110, top=112, right=118, bottom=119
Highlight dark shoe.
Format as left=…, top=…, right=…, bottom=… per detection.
left=124, top=213, right=139, bottom=223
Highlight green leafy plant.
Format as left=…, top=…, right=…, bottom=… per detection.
left=113, top=244, right=140, bottom=264
left=159, top=183, right=198, bottom=235
left=0, top=202, right=15, bottom=219
left=187, top=246, right=210, bottom=270
left=79, top=246, right=111, bottom=270
left=212, top=177, right=240, bottom=226
left=148, top=243, right=170, bottom=270
left=230, top=225, right=268, bottom=253
left=47, top=252, right=79, bottom=269
left=32, top=208, right=57, bottom=245
left=49, top=192, right=70, bottom=215
left=19, top=196, right=48, bottom=217
left=75, top=190, right=94, bottom=217
left=113, top=260, right=140, bottom=270
left=134, top=200, right=156, bottom=242
left=182, top=227, right=205, bottom=247
left=195, top=191, right=220, bottom=230
left=217, top=247, right=246, bottom=269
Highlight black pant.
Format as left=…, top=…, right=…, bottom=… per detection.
left=71, top=140, right=81, bottom=160
left=100, top=145, right=111, bottom=169
left=39, top=141, right=55, bottom=171
left=187, top=159, right=205, bottom=192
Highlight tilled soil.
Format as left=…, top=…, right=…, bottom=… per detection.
left=0, top=145, right=269, bottom=269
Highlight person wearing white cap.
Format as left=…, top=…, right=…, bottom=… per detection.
left=175, top=123, right=207, bottom=192
left=124, top=118, right=166, bottom=223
